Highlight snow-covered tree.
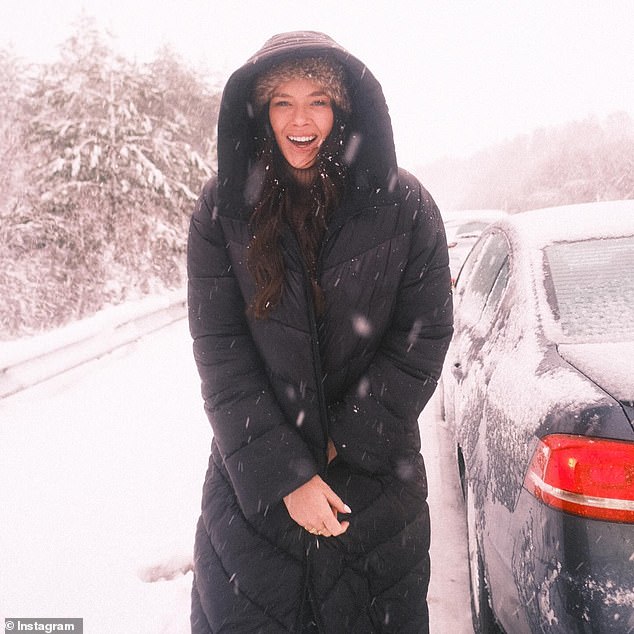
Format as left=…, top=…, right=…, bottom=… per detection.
left=28, top=16, right=215, bottom=244
left=0, top=16, right=220, bottom=337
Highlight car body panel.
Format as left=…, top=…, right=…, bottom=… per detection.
left=558, top=341, right=634, bottom=404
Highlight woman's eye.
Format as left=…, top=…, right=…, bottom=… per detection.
left=271, top=100, right=291, bottom=107
left=312, top=99, right=330, bottom=107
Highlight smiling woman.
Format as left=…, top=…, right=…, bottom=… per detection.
left=186, top=30, right=453, bottom=633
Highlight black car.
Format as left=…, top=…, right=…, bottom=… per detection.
left=441, top=201, right=634, bottom=633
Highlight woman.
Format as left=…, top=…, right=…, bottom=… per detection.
left=188, top=31, right=453, bottom=633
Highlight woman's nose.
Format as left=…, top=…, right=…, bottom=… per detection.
left=291, top=105, right=309, bottom=124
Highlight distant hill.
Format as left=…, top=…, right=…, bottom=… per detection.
left=417, top=112, right=634, bottom=213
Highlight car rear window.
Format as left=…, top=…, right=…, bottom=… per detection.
left=545, top=236, right=634, bottom=341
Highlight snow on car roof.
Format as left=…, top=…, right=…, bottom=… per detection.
left=496, top=200, right=634, bottom=247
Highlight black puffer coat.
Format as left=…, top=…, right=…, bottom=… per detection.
left=188, top=31, right=453, bottom=633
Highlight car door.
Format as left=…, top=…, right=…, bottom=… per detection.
left=450, top=229, right=511, bottom=463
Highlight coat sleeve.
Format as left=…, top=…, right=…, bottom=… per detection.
left=328, top=176, right=454, bottom=474
left=187, top=180, right=318, bottom=517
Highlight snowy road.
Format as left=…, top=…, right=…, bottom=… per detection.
left=0, top=319, right=472, bottom=633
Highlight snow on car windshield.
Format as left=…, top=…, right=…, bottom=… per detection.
left=544, top=236, right=634, bottom=341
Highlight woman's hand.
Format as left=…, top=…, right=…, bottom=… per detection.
left=283, top=475, right=351, bottom=537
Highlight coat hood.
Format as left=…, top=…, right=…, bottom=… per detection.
left=216, top=31, right=400, bottom=219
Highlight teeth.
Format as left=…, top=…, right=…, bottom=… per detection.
left=289, top=135, right=316, bottom=143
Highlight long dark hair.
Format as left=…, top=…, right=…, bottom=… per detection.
left=247, top=112, right=348, bottom=319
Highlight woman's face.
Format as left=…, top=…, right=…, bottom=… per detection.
left=268, top=78, right=335, bottom=169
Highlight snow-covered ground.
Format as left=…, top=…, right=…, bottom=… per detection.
left=0, top=318, right=472, bottom=633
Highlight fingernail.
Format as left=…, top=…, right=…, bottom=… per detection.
left=343, top=504, right=352, bottom=514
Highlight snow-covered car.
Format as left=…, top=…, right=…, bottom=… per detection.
left=442, top=200, right=634, bottom=633
left=443, top=210, right=508, bottom=285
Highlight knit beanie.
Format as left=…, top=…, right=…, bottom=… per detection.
left=252, top=56, right=351, bottom=115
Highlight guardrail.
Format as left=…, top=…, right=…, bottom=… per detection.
left=0, top=290, right=187, bottom=399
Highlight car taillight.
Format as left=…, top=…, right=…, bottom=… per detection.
left=524, top=434, right=634, bottom=523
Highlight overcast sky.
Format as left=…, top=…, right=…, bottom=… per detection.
left=3, top=0, right=633, bottom=169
